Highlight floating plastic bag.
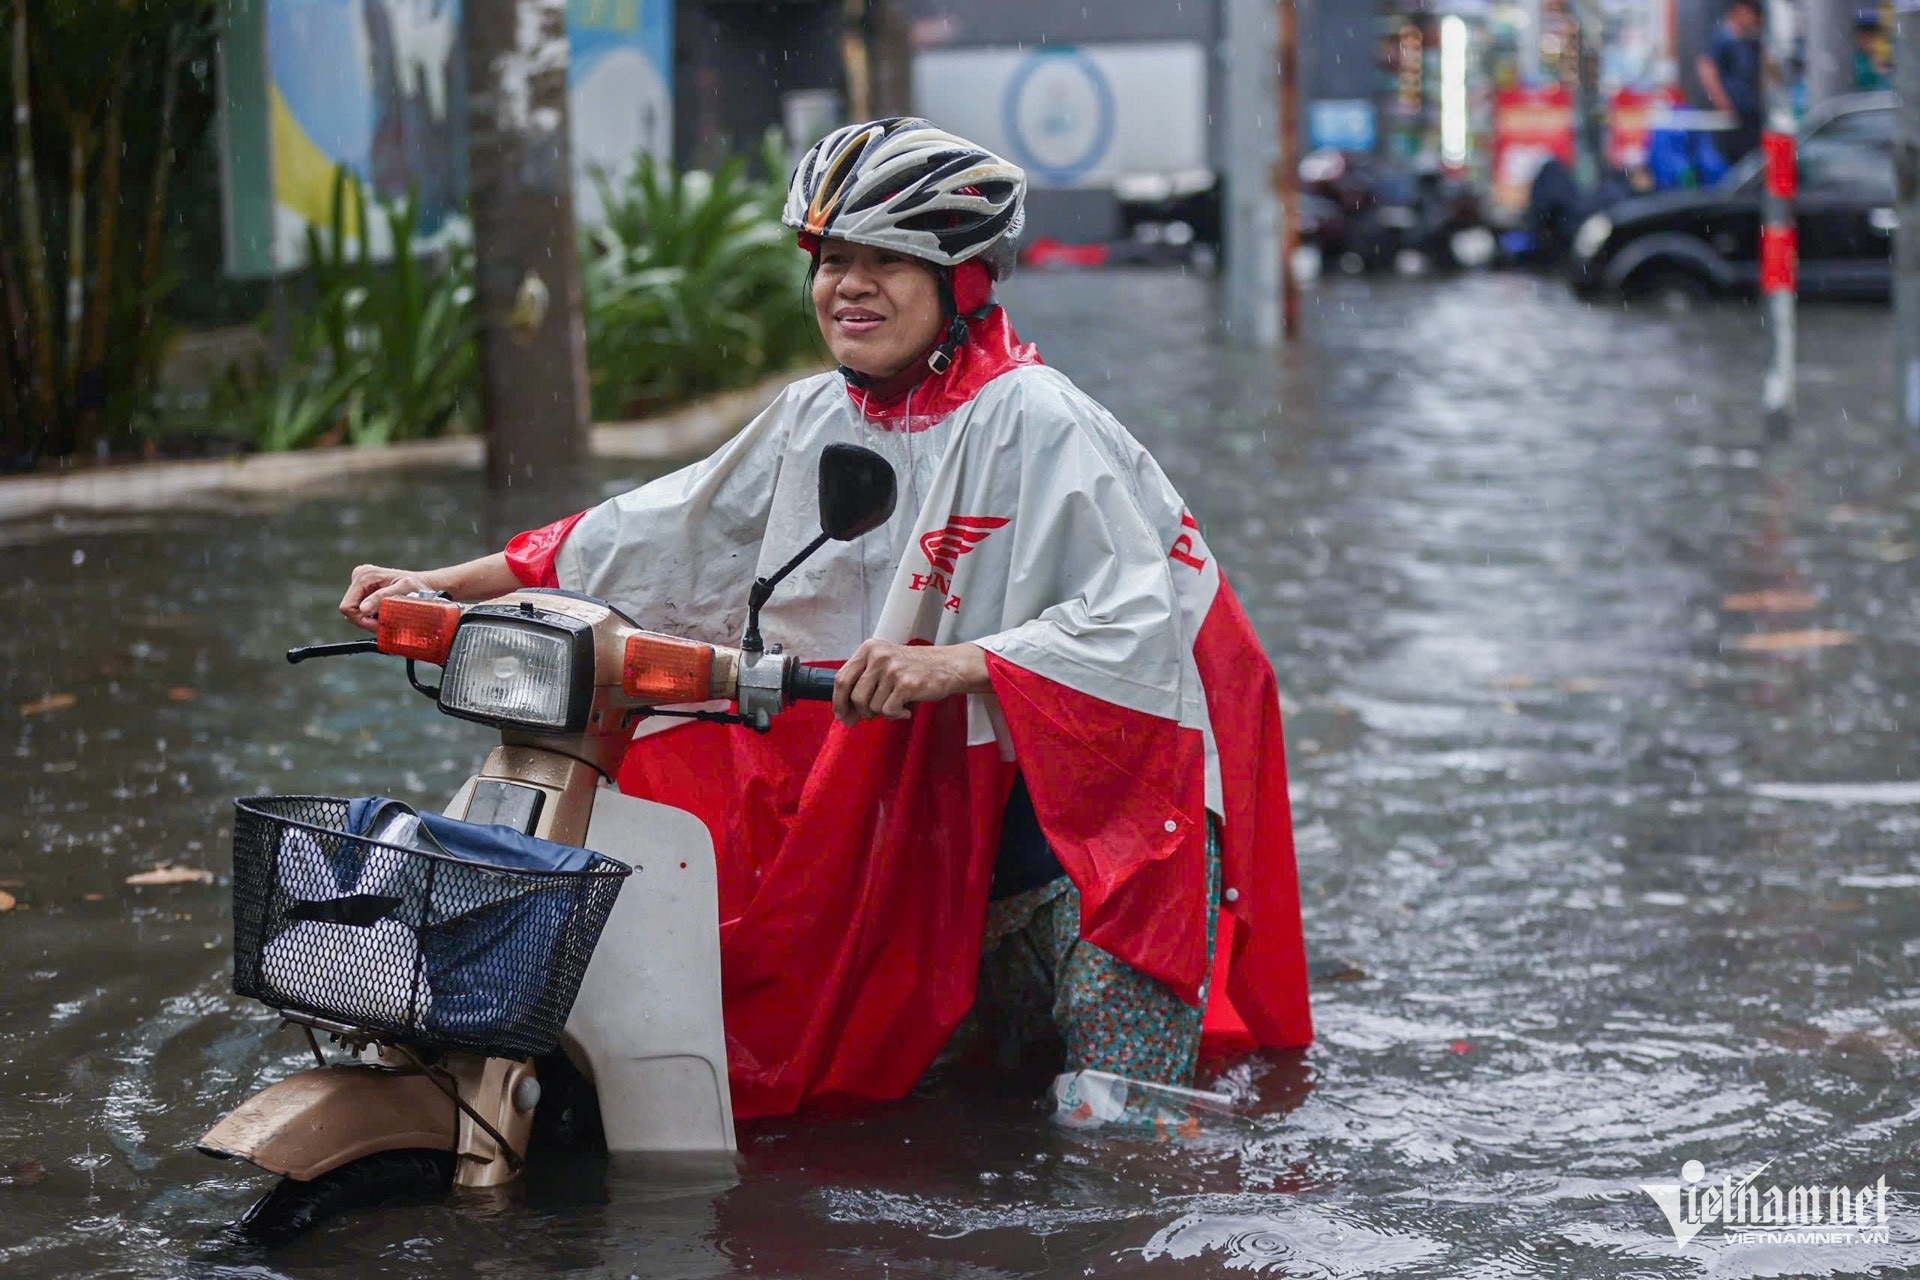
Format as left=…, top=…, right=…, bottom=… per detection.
left=1049, top=1069, right=1238, bottom=1134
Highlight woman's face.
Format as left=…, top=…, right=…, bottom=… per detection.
left=812, top=239, right=945, bottom=381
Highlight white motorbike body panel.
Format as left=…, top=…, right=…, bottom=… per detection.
left=567, top=784, right=736, bottom=1154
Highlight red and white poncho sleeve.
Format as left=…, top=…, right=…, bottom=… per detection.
left=503, top=511, right=589, bottom=588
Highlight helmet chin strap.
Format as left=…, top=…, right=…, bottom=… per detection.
left=929, top=265, right=963, bottom=373
left=925, top=314, right=972, bottom=375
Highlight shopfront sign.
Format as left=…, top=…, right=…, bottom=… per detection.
left=1489, top=84, right=1574, bottom=216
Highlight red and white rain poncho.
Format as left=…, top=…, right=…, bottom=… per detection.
left=506, top=309, right=1312, bottom=1119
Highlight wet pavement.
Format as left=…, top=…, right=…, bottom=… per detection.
left=5, top=271, right=1920, bottom=1277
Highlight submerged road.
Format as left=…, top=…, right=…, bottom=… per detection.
left=3, top=271, right=1920, bottom=1276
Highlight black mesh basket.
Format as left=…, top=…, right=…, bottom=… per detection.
left=230, top=795, right=631, bottom=1059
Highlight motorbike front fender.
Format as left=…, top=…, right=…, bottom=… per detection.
left=198, top=1065, right=457, bottom=1182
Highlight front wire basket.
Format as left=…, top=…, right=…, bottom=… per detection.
left=230, top=796, right=630, bottom=1059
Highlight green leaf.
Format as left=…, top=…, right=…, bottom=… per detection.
left=582, top=143, right=810, bottom=416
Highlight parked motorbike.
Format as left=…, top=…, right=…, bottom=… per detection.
left=198, top=443, right=899, bottom=1243
left=1298, top=150, right=1493, bottom=275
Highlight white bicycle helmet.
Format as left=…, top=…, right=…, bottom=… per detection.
left=783, top=118, right=1027, bottom=277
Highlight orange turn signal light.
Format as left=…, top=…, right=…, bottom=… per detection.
left=376, top=596, right=462, bottom=664
left=623, top=633, right=714, bottom=702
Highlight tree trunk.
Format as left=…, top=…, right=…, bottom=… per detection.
left=868, top=0, right=914, bottom=119
left=840, top=0, right=872, bottom=123
left=10, top=1, right=57, bottom=449
left=461, top=0, right=590, bottom=488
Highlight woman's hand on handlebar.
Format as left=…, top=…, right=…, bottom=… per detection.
left=833, top=640, right=991, bottom=725
left=339, top=553, right=525, bottom=632
left=340, top=565, right=439, bottom=632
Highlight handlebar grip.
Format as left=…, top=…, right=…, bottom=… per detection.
left=287, top=639, right=381, bottom=665
left=785, top=664, right=840, bottom=702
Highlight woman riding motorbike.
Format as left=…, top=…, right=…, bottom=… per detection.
left=339, top=119, right=1312, bottom=1121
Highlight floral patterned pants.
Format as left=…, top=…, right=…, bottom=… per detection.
left=971, top=821, right=1222, bottom=1087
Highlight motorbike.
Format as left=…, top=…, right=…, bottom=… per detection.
left=1298, top=149, right=1493, bottom=276
left=197, top=443, right=899, bottom=1242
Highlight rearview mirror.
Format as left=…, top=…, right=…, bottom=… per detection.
left=818, top=443, right=897, bottom=542
left=739, top=444, right=899, bottom=657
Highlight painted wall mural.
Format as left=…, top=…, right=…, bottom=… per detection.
left=223, top=0, right=671, bottom=277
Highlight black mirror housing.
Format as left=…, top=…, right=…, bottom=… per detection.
left=818, top=443, right=897, bottom=542
left=739, top=444, right=899, bottom=656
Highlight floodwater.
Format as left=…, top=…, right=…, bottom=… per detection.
left=5, top=272, right=1920, bottom=1277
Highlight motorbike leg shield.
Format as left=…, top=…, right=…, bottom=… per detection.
left=567, top=786, right=736, bottom=1154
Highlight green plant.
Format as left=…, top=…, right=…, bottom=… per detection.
left=304, top=168, right=477, bottom=446
left=582, top=151, right=811, bottom=418
left=214, top=167, right=476, bottom=453
left=244, top=362, right=366, bottom=453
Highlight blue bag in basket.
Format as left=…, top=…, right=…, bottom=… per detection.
left=343, top=798, right=600, bottom=1045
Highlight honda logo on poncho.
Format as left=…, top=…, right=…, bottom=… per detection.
left=919, top=516, right=1010, bottom=575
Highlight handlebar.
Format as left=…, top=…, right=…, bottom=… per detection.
left=784, top=664, right=839, bottom=703
left=287, top=640, right=381, bottom=665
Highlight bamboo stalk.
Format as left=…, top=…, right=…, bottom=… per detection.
left=33, top=18, right=100, bottom=449
left=64, top=122, right=93, bottom=406
left=0, top=233, right=26, bottom=457
left=80, top=49, right=127, bottom=446
left=135, top=22, right=186, bottom=389
left=10, top=1, right=57, bottom=436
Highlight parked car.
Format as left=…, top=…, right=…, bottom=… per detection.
left=1570, top=93, right=1895, bottom=305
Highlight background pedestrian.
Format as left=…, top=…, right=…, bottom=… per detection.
left=1697, top=0, right=1765, bottom=163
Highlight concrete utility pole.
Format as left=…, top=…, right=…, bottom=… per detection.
left=1760, top=0, right=1798, bottom=436
left=1898, top=1, right=1920, bottom=434
left=1803, top=0, right=1856, bottom=108
left=1519, top=0, right=1544, bottom=84
left=1571, top=1, right=1605, bottom=189
left=463, top=0, right=592, bottom=489
left=1223, top=0, right=1279, bottom=347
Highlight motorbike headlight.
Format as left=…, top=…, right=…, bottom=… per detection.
left=438, top=608, right=593, bottom=733
left=1574, top=214, right=1613, bottom=261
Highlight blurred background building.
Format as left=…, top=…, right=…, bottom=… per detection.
left=213, top=0, right=1890, bottom=275
left=0, top=0, right=1895, bottom=485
